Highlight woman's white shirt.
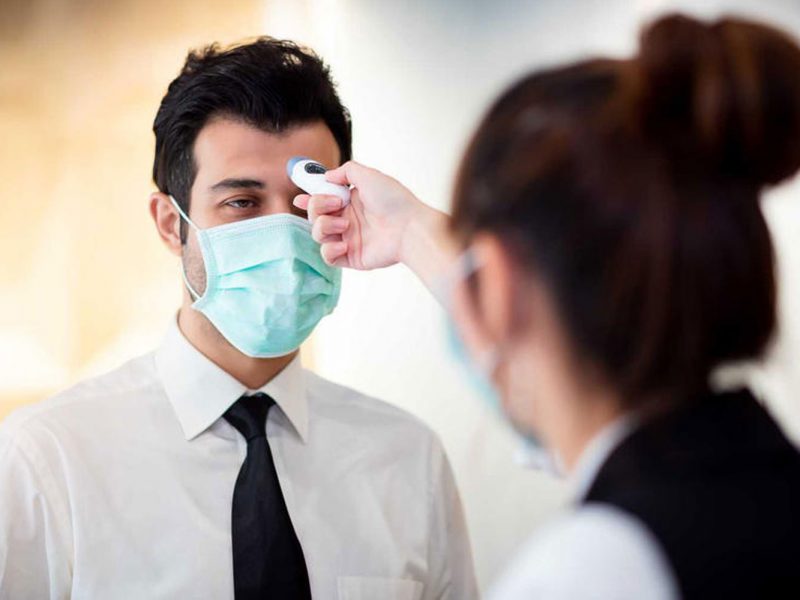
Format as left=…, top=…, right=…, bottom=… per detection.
left=488, top=418, right=681, bottom=600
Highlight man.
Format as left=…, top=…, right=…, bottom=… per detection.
left=0, top=38, right=477, bottom=598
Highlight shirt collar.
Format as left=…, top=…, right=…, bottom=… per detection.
left=569, top=414, right=637, bottom=502
left=154, top=318, right=309, bottom=443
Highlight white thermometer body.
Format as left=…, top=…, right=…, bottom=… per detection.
left=287, top=157, right=351, bottom=206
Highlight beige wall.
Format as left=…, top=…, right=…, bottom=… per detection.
left=0, top=0, right=266, bottom=418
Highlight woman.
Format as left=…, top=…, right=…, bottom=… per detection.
left=296, top=13, right=800, bottom=599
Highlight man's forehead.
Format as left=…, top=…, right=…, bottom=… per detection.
left=192, top=116, right=341, bottom=176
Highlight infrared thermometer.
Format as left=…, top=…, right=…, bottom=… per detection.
left=287, top=157, right=351, bottom=206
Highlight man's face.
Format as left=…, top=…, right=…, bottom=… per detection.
left=181, top=116, right=341, bottom=295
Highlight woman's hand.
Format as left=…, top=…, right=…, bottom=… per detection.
left=294, top=161, right=459, bottom=290
left=293, top=161, right=419, bottom=269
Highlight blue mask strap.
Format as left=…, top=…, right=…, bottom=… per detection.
left=169, top=195, right=202, bottom=300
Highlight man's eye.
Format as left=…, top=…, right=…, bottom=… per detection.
left=226, top=199, right=256, bottom=209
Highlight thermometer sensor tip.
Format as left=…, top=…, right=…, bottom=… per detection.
left=286, top=156, right=310, bottom=177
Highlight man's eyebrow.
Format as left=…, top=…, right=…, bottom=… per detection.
left=209, top=178, right=266, bottom=192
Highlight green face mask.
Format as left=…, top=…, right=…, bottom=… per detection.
left=171, top=196, right=341, bottom=358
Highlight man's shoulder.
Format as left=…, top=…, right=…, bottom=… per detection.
left=303, top=369, right=441, bottom=446
left=1, top=352, right=159, bottom=442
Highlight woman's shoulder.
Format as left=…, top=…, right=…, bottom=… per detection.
left=487, top=503, right=680, bottom=600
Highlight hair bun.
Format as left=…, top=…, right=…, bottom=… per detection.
left=634, top=13, right=800, bottom=187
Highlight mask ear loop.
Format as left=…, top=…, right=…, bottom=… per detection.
left=169, top=195, right=202, bottom=301
left=437, top=248, right=501, bottom=376
left=433, top=248, right=484, bottom=306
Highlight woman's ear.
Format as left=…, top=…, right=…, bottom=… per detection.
left=471, top=233, right=519, bottom=344
left=149, top=192, right=183, bottom=257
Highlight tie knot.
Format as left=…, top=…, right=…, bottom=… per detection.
left=224, top=393, right=275, bottom=442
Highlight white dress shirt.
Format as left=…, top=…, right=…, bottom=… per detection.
left=488, top=418, right=681, bottom=600
left=0, top=321, right=478, bottom=600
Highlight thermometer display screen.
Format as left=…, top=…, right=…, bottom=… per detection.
left=304, top=162, right=327, bottom=175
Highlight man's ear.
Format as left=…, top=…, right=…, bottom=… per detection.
left=149, top=192, right=183, bottom=257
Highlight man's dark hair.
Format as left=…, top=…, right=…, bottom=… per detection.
left=152, top=37, right=352, bottom=241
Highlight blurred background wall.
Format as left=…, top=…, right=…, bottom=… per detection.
left=2, top=0, right=800, bottom=591
left=0, top=0, right=265, bottom=410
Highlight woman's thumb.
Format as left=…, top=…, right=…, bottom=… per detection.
left=326, top=160, right=365, bottom=186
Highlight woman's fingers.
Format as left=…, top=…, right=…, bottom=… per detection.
left=312, top=215, right=350, bottom=243
left=324, top=165, right=347, bottom=185
left=293, top=193, right=310, bottom=211
left=318, top=234, right=343, bottom=245
left=325, top=161, right=359, bottom=186
left=321, top=241, right=348, bottom=265
left=296, top=192, right=350, bottom=265
left=293, top=193, right=343, bottom=221
left=303, top=194, right=343, bottom=222
left=325, top=160, right=381, bottom=187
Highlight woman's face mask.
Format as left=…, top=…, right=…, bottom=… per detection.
left=440, top=247, right=557, bottom=471
left=171, top=196, right=341, bottom=358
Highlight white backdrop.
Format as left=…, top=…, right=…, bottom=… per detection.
left=264, top=0, right=800, bottom=590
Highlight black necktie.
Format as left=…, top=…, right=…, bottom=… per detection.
left=223, top=393, right=312, bottom=599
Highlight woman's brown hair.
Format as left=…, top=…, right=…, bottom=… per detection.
left=452, top=14, right=800, bottom=402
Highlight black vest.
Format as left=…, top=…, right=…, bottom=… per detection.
left=583, top=389, right=800, bottom=599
